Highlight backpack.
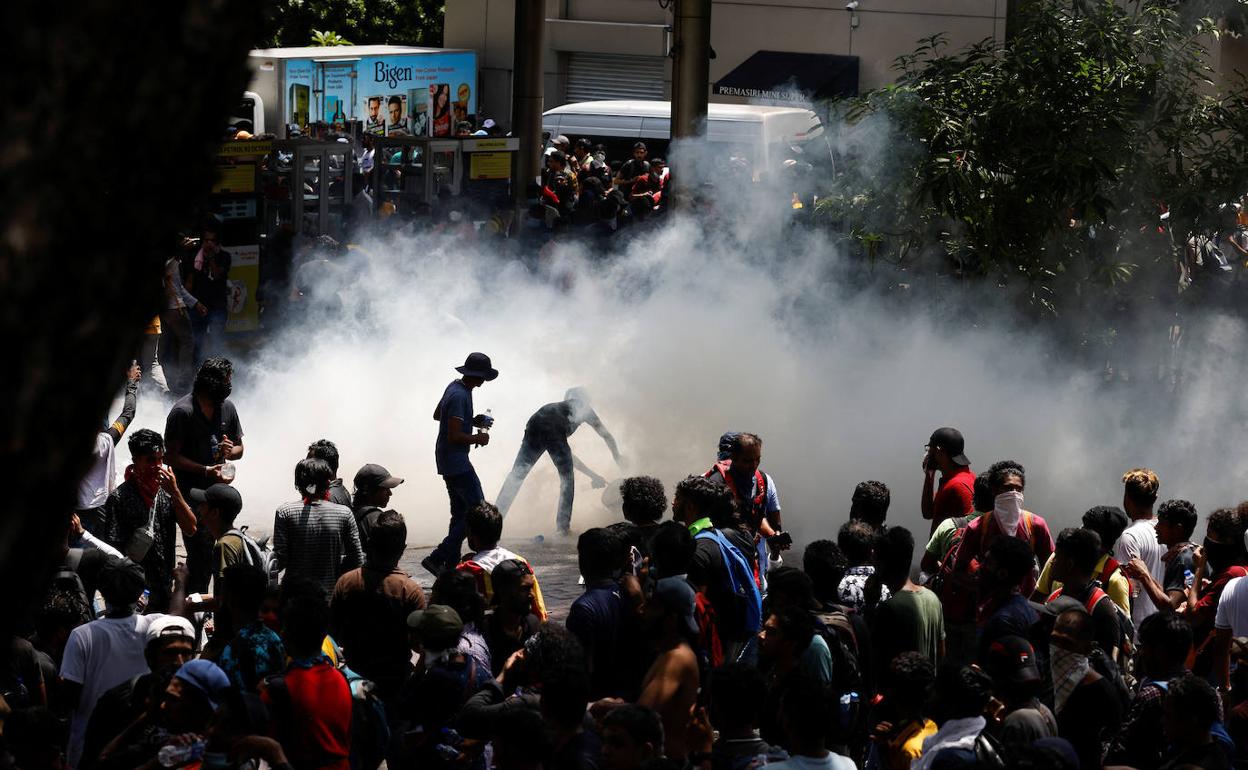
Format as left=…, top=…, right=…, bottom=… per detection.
left=694, top=528, right=763, bottom=639
left=49, top=564, right=94, bottom=626
left=227, top=527, right=280, bottom=588
left=1198, top=235, right=1234, bottom=274
left=813, top=608, right=866, bottom=747
left=926, top=514, right=976, bottom=597
left=1047, top=584, right=1136, bottom=663
left=265, top=665, right=390, bottom=770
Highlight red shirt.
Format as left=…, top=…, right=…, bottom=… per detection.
left=930, top=467, right=975, bottom=533
left=263, top=660, right=352, bottom=770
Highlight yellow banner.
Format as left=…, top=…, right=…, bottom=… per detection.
left=469, top=152, right=511, bottom=181
left=213, top=165, right=255, bottom=193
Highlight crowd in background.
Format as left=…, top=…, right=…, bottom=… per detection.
left=7, top=356, right=1248, bottom=770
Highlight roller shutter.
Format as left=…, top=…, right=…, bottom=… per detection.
left=565, top=52, right=666, bottom=103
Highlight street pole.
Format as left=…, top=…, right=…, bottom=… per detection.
left=670, top=0, right=711, bottom=208
left=512, top=0, right=545, bottom=222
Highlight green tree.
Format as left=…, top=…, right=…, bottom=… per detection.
left=311, top=29, right=352, bottom=46
left=263, top=0, right=444, bottom=48
left=822, top=0, right=1248, bottom=320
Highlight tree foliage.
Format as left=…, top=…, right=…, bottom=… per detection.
left=261, top=0, right=444, bottom=49
left=820, top=0, right=1248, bottom=319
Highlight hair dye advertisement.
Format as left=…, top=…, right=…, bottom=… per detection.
left=356, top=52, right=477, bottom=138
left=284, top=59, right=316, bottom=133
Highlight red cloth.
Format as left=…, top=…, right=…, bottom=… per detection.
left=931, top=467, right=976, bottom=530
left=263, top=661, right=352, bottom=770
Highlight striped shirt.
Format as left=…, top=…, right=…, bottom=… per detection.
left=273, top=499, right=363, bottom=595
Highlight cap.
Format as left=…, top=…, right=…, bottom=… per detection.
left=491, top=558, right=534, bottom=592
left=652, top=577, right=699, bottom=637
left=1030, top=593, right=1091, bottom=619
left=174, top=659, right=231, bottom=711
left=354, top=463, right=404, bottom=491
left=983, top=635, right=1041, bottom=684
left=928, top=427, right=970, bottom=466
left=188, top=483, right=242, bottom=517
left=407, top=604, right=464, bottom=651
left=146, top=615, right=195, bottom=645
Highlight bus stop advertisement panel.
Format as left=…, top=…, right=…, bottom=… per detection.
left=282, top=52, right=478, bottom=139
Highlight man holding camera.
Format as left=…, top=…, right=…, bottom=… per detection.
left=424, top=353, right=498, bottom=577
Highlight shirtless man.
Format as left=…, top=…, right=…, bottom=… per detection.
left=636, top=577, right=700, bottom=763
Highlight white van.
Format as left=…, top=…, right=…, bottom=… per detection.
left=542, top=100, right=828, bottom=179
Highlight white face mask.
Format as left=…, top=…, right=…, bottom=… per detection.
left=993, top=490, right=1025, bottom=533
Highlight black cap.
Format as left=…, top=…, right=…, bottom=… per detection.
left=353, top=463, right=404, bottom=491
left=189, top=483, right=242, bottom=517
left=491, top=558, right=534, bottom=591
left=929, top=427, right=970, bottom=466
left=456, top=352, right=499, bottom=381
left=983, top=635, right=1041, bottom=684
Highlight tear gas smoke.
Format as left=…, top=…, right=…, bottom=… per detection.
left=114, top=135, right=1248, bottom=549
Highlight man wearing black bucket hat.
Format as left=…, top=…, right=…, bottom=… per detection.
left=425, top=353, right=498, bottom=577
left=920, top=427, right=975, bottom=537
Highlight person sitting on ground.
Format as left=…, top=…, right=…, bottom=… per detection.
left=1159, top=673, right=1231, bottom=770
left=350, top=462, right=404, bottom=552
left=1187, top=506, right=1248, bottom=677
left=100, top=429, right=197, bottom=613
left=764, top=678, right=856, bottom=770
left=873, top=526, right=944, bottom=675
left=432, top=568, right=492, bottom=676
left=458, top=501, right=547, bottom=620
left=636, top=577, right=701, bottom=762
left=1114, top=468, right=1164, bottom=628
left=481, top=559, right=543, bottom=678
left=707, top=663, right=788, bottom=770
left=1123, top=498, right=1206, bottom=612
left=214, top=565, right=286, bottom=691
left=910, top=664, right=993, bottom=770
left=1106, top=611, right=1194, bottom=768
left=1037, top=506, right=1131, bottom=615
left=601, top=704, right=665, bottom=770
left=272, top=457, right=362, bottom=595
left=307, top=439, right=352, bottom=509
left=836, top=520, right=890, bottom=612
left=567, top=527, right=628, bottom=700
left=263, top=586, right=352, bottom=770
left=330, top=509, right=426, bottom=701
left=982, top=636, right=1057, bottom=743
left=850, top=480, right=891, bottom=531
left=757, top=606, right=817, bottom=746
left=976, top=534, right=1039, bottom=660
left=79, top=615, right=196, bottom=770
left=868, top=651, right=937, bottom=770
left=1049, top=607, right=1124, bottom=770
left=920, top=427, right=975, bottom=536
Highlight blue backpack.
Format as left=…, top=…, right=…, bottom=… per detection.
left=695, top=528, right=763, bottom=638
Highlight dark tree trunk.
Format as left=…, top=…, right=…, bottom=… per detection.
left=0, top=1, right=256, bottom=643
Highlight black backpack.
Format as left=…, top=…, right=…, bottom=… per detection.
left=813, top=608, right=866, bottom=747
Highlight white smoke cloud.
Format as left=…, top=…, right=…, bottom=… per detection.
left=112, top=134, right=1248, bottom=555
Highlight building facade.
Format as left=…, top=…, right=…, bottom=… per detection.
left=444, top=0, right=1010, bottom=126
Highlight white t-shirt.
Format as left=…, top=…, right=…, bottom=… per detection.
left=1114, top=518, right=1164, bottom=627
left=76, top=433, right=116, bottom=510
left=1215, top=576, right=1248, bottom=635
left=61, top=614, right=161, bottom=769
left=761, top=754, right=855, bottom=770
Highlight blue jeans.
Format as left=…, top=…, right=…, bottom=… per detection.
left=432, top=469, right=484, bottom=567
left=495, top=433, right=575, bottom=533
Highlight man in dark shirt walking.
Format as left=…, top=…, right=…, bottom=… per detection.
left=164, top=357, right=243, bottom=593
left=495, top=387, right=621, bottom=536
left=425, top=352, right=497, bottom=577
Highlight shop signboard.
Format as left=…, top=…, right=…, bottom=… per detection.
left=225, top=244, right=260, bottom=332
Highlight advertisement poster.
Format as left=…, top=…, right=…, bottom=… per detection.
left=225, top=244, right=260, bottom=332
left=356, top=52, right=477, bottom=138
left=323, top=65, right=355, bottom=128
left=284, top=59, right=316, bottom=132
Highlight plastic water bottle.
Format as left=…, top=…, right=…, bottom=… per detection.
left=136, top=589, right=151, bottom=612
left=1185, top=569, right=1195, bottom=589
left=482, top=409, right=494, bottom=432
left=158, top=741, right=206, bottom=767
left=219, top=461, right=237, bottom=482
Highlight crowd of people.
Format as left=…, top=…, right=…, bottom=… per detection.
left=8, top=354, right=1248, bottom=770
left=531, top=135, right=669, bottom=233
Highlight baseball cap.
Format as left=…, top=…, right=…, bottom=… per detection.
left=492, top=558, right=534, bottom=591
left=145, top=615, right=196, bottom=645
left=354, top=463, right=404, bottom=491
left=651, top=577, right=699, bottom=637
left=983, top=635, right=1041, bottom=684
left=407, top=604, right=464, bottom=651
left=188, top=484, right=242, bottom=517
left=928, top=427, right=970, bottom=466
left=174, top=659, right=231, bottom=710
